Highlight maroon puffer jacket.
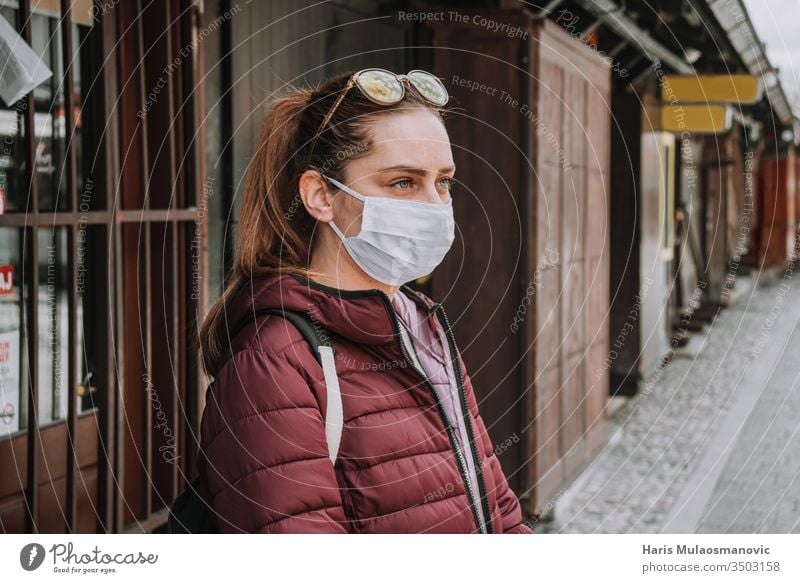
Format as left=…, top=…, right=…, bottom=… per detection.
left=198, top=273, right=533, bottom=533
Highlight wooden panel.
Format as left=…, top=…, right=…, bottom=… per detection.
left=537, top=62, right=565, bottom=168
left=537, top=152, right=562, bottom=260
left=584, top=85, right=611, bottom=178
left=0, top=468, right=98, bottom=533
left=585, top=72, right=610, bottom=456
left=531, top=366, right=561, bottom=498
left=564, top=73, right=586, bottom=170
left=585, top=87, right=610, bottom=176
left=587, top=169, right=610, bottom=259
left=586, top=254, right=610, bottom=419
left=0, top=414, right=98, bottom=499
left=562, top=165, right=586, bottom=264
left=535, top=267, right=561, bottom=374
left=0, top=414, right=99, bottom=533
left=559, top=352, right=584, bottom=450
left=758, top=157, right=796, bottom=266
left=562, top=258, right=585, bottom=359
left=586, top=255, right=610, bottom=345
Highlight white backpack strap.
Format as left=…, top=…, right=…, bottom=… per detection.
left=318, top=345, right=343, bottom=464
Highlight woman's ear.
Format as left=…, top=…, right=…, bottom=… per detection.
left=298, top=170, right=334, bottom=223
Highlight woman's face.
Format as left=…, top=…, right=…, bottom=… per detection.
left=299, top=106, right=455, bottom=288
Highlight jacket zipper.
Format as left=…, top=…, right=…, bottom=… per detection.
left=376, top=291, right=490, bottom=534
left=432, top=303, right=495, bottom=534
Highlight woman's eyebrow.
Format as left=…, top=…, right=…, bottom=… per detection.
left=377, top=164, right=456, bottom=175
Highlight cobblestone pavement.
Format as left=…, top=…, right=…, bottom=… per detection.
left=537, top=272, right=800, bottom=534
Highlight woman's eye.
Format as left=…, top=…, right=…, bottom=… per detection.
left=438, top=177, right=453, bottom=190
left=391, top=179, right=413, bottom=190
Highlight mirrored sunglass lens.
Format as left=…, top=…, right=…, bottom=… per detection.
left=357, top=70, right=403, bottom=104
left=408, top=71, right=448, bottom=106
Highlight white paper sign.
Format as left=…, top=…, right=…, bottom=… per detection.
left=0, top=13, right=53, bottom=106
left=0, top=328, right=19, bottom=436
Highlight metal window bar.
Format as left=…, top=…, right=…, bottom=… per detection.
left=59, top=0, right=79, bottom=534
left=96, top=0, right=120, bottom=536
left=165, top=0, right=180, bottom=512
left=132, top=0, right=154, bottom=522
left=180, top=0, right=201, bottom=481
left=19, top=0, right=41, bottom=535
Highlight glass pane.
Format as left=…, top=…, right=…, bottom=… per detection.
left=37, top=228, right=68, bottom=424
left=0, top=228, right=21, bottom=437
left=77, top=225, right=98, bottom=414
left=0, top=3, right=95, bottom=213
left=202, top=0, right=225, bottom=301
left=36, top=227, right=94, bottom=426
left=0, top=6, right=27, bottom=214
left=32, top=13, right=65, bottom=212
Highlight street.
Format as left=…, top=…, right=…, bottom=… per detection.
left=540, top=271, right=800, bottom=533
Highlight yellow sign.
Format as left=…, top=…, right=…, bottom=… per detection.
left=660, top=105, right=732, bottom=134
left=662, top=75, right=761, bottom=105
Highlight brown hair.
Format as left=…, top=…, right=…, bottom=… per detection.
left=199, top=70, right=448, bottom=375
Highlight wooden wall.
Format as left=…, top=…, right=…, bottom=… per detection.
left=757, top=150, right=797, bottom=266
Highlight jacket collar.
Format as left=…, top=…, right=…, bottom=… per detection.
left=224, top=272, right=437, bottom=347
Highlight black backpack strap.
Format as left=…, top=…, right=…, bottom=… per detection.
left=227, top=308, right=334, bottom=365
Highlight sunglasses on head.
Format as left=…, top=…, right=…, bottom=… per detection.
left=308, top=68, right=449, bottom=156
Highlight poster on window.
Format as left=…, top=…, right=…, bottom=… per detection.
left=0, top=13, right=53, bottom=106
left=0, top=329, right=20, bottom=436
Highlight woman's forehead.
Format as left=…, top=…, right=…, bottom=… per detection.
left=361, top=110, right=453, bottom=170
left=367, top=108, right=448, bottom=141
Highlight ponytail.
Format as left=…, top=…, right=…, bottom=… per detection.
left=199, top=89, right=314, bottom=375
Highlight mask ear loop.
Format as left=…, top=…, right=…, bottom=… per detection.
left=323, top=175, right=366, bottom=202
left=328, top=219, right=349, bottom=242
left=322, top=175, right=366, bottom=242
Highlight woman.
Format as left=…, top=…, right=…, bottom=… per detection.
left=197, top=69, right=533, bottom=534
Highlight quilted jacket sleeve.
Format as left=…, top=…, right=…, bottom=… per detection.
left=475, top=411, right=534, bottom=534
left=200, top=346, right=347, bottom=533
left=486, top=435, right=535, bottom=534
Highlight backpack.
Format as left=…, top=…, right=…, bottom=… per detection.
left=167, top=308, right=343, bottom=534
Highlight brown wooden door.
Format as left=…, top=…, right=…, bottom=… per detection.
left=533, top=20, right=611, bottom=510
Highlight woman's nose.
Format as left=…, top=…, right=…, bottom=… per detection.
left=420, top=183, right=445, bottom=204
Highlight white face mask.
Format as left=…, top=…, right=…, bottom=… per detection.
left=323, top=175, right=456, bottom=286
